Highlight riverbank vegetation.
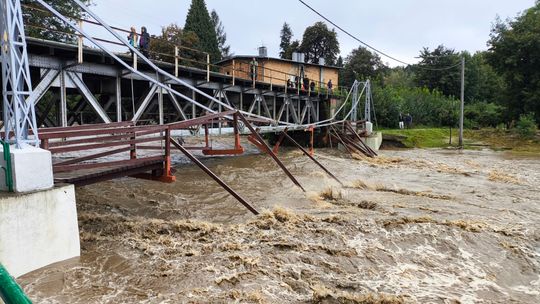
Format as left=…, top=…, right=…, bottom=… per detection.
left=382, top=128, right=540, bottom=154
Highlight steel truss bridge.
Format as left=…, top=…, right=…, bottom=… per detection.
left=1, top=0, right=375, bottom=214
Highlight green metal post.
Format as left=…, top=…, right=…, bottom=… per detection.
left=0, top=264, right=32, bottom=304
left=0, top=141, right=13, bottom=192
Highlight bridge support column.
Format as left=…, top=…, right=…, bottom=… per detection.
left=116, top=76, right=122, bottom=122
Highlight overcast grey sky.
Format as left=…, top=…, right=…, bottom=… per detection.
left=90, top=0, right=534, bottom=66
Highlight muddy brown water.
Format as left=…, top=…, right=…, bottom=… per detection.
left=16, top=144, right=540, bottom=303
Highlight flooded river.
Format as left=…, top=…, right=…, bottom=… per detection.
left=17, top=143, right=540, bottom=303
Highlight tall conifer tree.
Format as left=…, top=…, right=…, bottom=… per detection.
left=184, top=0, right=221, bottom=62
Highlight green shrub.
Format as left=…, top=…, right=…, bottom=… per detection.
left=464, top=102, right=505, bottom=128
left=370, top=86, right=458, bottom=128
left=515, top=113, right=538, bottom=138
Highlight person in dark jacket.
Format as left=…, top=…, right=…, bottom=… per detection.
left=310, top=80, right=316, bottom=93
left=327, top=79, right=333, bottom=95
left=303, top=77, right=309, bottom=91
left=139, top=26, right=150, bottom=57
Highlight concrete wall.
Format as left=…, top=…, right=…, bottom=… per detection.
left=0, top=185, right=80, bottom=278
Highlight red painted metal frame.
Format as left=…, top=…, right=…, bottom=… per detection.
left=236, top=112, right=306, bottom=192
left=39, top=110, right=308, bottom=215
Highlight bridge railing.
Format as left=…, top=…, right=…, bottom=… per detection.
left=21, top=3, right=350, bottom=97
left=40, top=122, right=171, bottom=180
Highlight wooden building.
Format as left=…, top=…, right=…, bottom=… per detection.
left=216, top=55, right=340, bottom=90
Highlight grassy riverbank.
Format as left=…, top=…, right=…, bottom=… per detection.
left=381, top=128, right=540, bottom=154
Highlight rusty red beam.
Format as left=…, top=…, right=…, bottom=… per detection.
left=167, top=110, right=237, bottom=130
left=329, top=127, right=355, bottom=156
left=49, top=136, right=165, bottom=154
left=272, top=127, right=288, bottom=154
left=344, top=121, right=377, bottom=157
left=39, top=121, right=134, bottom=133
left=171, top=138, right=259, bottom=215
left=281, top=131, right=343, bottom=185
left=53, top=156, right=165, bottom=173
left=47, top=132, right=135, bottom=148
left=54, top=147, right=132, bottom=166
left=40, top=124, right=168, bottom=140
left=236, top=112, right=305, bottom=192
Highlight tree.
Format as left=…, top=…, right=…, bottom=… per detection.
left=282, top=40, right=300, bottom=60
left=149, top=24, right=202, bottom=67
left=414, top=45, right=462, bottom=97
left=299, top=22, right=340, bottom=65
left=463, top=51, right=505, bottom=104
left=21, top=0, right=93, bottom=42
left=340, top=46, right=385, bottom=86
left=184, top=0, right=221, bottom=62
left=486, top=1, right=540, bottom=122
left=279, top=23, right=293, bottom=59
left=335, top=56, right=344, bottom=67
left=210, top=10, right=231, bottom=58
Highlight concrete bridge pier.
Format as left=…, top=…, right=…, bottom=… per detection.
left=0, top=144, right=80, bottom=278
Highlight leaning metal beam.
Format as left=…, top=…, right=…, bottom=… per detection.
left=132, top=84, right=159, bottom=122
left=168, top=88, right=188, bottom=121
left=260, top=96, right=273, bottom=119
left=66, top=71, right=112, bottom=123
left=281, top=131, right=343, bottom=185
left=171, top=138, right=259, bottom=215
left=27, top=69, right=60, bottom=106
left=236, top=112, right=305, bottom=192
left=1, top=0, right=39, bottom=147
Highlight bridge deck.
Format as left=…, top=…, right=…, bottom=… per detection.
left=53, top=159, right=164, bottom=186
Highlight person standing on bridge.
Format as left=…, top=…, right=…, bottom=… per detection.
left=327, top=79, right=333, bottom=96
left=249, top=58, right=258, bottom=82
left=139, top=26, right=150, bottom=57
left=127, top=27, right=138, bottom=56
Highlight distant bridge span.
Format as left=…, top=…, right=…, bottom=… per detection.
left=8, top=37, right=341, bottom=132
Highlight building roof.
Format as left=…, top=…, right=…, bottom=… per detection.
left=215, top=55, right=342, bottom=69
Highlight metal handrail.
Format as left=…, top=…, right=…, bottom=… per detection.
left=0, top=264, right=32, bottom=304
left=21, top=3, right=348, bottom=94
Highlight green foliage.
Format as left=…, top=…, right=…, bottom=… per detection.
left=210, top=10, right=230, bottom=58
left=282, top=40, right=300, bottom=60
left=463, top=52, right=505, bottom=104
left=22, top=0, right=93, bottom=43
left=464, top=102, right=505, bottom=128
left=373, top=86, right=458, bottom=128
left=383, top=68, right=415, bottom=88
left=299, top=22, right=340, bottom=65
left=279, top=23, right=293, bottom=59
left=414, top=45, right=462, bottom=97
left=340, top=46, right=386, bottom=87
left=382, top=128, right=457, bottom=148
left=486, top=2, right=540, bottom=122
left=149, top=24, right=203, bottom=67
left=515, top=113, right=538, bottom=138
left=184, top=0, right=221, bottom=62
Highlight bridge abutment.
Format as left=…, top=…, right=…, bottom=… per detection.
left=0, top=184, right=80, bottom=278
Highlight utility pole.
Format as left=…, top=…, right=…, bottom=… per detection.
left=459, top=56, right=465, bottom=147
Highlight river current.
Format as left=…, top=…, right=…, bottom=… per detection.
left=17, top=142, right=540, bottom=303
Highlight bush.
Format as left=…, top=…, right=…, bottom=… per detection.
left=464, top=102, right=505, bottom=128
left=371, top=86, right=458, bottom=128
left=515, top=113, right=538, bottom=138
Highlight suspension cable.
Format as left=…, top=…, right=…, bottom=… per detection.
left=297, top=0, right=462, bottom=71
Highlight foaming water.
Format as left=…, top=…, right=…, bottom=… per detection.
left=18, top=145, right=540, bottom=303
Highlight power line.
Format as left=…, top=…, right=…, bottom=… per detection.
left=297, top=0, right=461, bottom=71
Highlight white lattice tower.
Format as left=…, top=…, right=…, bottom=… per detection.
left=1, top=0, right=38, bottom=148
